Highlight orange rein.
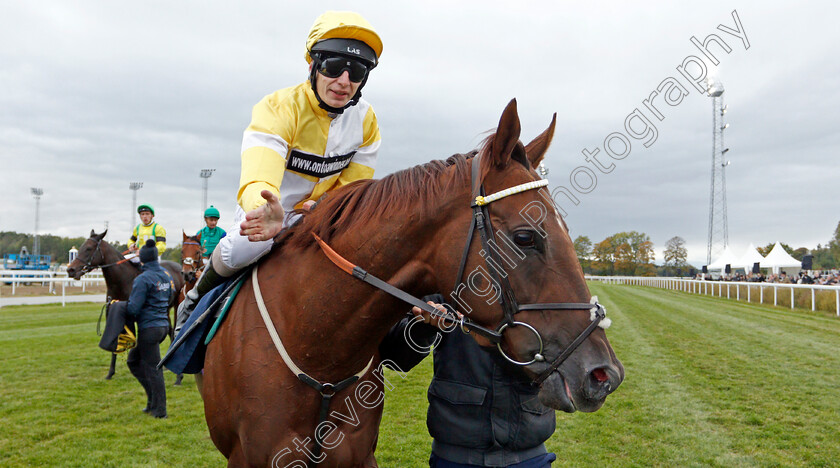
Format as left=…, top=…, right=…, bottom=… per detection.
left=311, top=233, right=356, bottom=275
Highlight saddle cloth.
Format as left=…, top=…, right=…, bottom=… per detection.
left=163, top=278, right=242, bottom=374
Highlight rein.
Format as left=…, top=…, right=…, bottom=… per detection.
left=312, top=233, right=501, bottom=343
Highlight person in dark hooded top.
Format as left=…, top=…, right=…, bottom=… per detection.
left=125, top=239, right=172, bottom=418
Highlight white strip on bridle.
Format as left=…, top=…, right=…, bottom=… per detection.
left=474, top=179, right=549, bottom=206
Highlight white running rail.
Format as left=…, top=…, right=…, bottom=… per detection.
left=586, top=276, right=840, bottom=317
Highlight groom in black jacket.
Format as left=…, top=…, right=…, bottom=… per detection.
left=124, top=239, right=171, bottom=418
left=379, top=295, right=557, bottom=467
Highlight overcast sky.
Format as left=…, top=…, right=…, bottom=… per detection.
left=1, top=1, right=838, bottom=266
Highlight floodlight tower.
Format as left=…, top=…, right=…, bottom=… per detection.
left=129, top=182, right=143, bottom=231
left=30, top=188, right=43, bottom=255
left=705, top=79, right=731, bottom=265
left=200, top=169, right=215, bottom=212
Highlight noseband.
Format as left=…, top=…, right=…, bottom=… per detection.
left=314, top=153, right=609, bottom=386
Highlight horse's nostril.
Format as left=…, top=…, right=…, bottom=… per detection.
left=592, top=368, right=608, bottom=383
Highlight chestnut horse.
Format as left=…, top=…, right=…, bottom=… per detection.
left=202, top=100, right=624, bottom=467
left=67, top=230, right=185, bottom=379
left=178, top=231, right=204, bottom=390
left=179, top=231, right=203, bottom=302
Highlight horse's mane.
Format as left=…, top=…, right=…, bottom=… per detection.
left=277, top=150, right=487, bottom=251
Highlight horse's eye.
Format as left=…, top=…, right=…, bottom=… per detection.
left=513, top=231, right=536, bottom=248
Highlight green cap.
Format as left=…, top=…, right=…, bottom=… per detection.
left=204, top=205, right=220, bottom=219
left=137, top=204, right=155, bottom=216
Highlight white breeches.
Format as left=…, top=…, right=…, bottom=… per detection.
left=214, top=205, right=275, bottom=275
left=126, top=253, right=159, bottom=264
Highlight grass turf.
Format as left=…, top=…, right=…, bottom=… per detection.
left=1, top=283, right=838, bottom=467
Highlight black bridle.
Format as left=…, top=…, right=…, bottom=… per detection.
left=181, top=240, right=203, bottom=283
left=75, top=237, right=128, bottom=275
left=449, top=153, right=607, bottom=385
left=313, top=153, right=608, bottom=387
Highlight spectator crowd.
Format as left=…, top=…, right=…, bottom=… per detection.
left=696, top=270, right=839, bottom=285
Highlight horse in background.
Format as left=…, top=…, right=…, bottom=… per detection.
left=177, top=231, right=203, bottom=390
left=67, top=230, right=185, bottom=379
left=201, top=100, right=624, bottom=466
left=179, top=231, right=203, bottom=302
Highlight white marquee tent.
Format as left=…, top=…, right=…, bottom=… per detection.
left=707, top=245, right=740, bottom=271
left=734, top=243, right=766, bottom=271
left=762, top=242, right=802, bottom=274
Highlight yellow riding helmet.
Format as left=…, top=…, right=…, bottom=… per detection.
left=305, top=11, right=383, bottom=66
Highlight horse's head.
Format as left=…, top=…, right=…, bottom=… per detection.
left=67, top=229, right=108, bottom=280
left=181, top=231, right=203, bottom=283
left=435, top=99, right=624, bottom=413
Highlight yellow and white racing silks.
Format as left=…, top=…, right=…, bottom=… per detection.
left=128, top=223, right=166, bottom=256
left=237, top=81, right=381, bottom=214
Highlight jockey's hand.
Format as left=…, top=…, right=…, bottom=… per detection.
left=302, top=200, right=317, bottom=212
left=411, top=301, right=463, bottom=331
left=128, top=244, right=138, bottom=253
left=241, top=190, right=286, bottom=242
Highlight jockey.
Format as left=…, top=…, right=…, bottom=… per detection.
left=177, top=11, right=383, bottom=319
left=198, top=205, right=226, bottom=263
left=126, top=204, right=167, bottom=264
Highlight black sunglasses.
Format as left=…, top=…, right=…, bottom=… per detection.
left=317, top=56, right=370, bottom=83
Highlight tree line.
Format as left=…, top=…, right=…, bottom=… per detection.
left=574, top=231, right=658, bottom=277
left=573, top=220, right=840, bottom=277
left=5, top=220, right=840, bottom=274
left=0, top=231, right=182, bottom=265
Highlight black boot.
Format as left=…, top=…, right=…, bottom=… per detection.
left=175, top=259, right=229, bottom=334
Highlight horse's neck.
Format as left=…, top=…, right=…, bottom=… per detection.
left=270, top=212, right=445, bottom=378
left=100, top=247, right=137, bottom=300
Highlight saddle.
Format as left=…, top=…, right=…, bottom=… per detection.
left=161, top=275, right=245, bottom=374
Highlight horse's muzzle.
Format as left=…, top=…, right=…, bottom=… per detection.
left=582, top=365, right=622, bottom=402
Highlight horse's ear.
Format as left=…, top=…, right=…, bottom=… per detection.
left=524, top=113, right=557, bottom=169
left=488, top=99, right=522, bottom=168
left=101, top=229, right=108, bottom=238
left=90, top=229, right=96, bottom=238
left=183, top=230, right=188, bottom=240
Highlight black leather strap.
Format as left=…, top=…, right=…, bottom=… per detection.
left=532, top=308, right=604, bottom=386
left=351, top=265, right=502, bottom=343
left=296, top=373, right=361, bottom=467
